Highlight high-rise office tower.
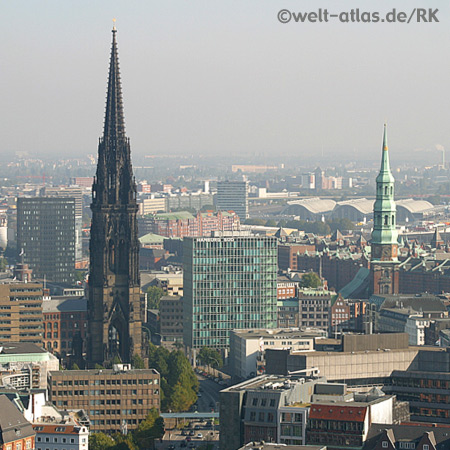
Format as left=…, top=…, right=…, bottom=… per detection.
left=370, top=124, right=399, bottom=295
left=40, top=186, right=83, bottom=262
left=183, top=233, right=277, bottom=350
left=17, top=197, right=76, bottom=284
left=87, top=27, right=143, bottom=365
left=216, top=181, right=249, bottom=219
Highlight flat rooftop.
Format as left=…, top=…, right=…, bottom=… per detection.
left=0, top=343, right=47, bottom=355
left=233, top=328, right=325, bottom=339
left=222, top=374, right=324, bottom=393
left=49, top=368, right=159, bottom=377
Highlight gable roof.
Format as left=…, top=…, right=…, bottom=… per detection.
left=0, top=395, right=35, bottom=444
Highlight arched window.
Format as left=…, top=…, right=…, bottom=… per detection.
left=109, top=240, right=115, bottom=272
left=392, top=215, right=395, bottom=225
left=384, top=215, right=388, bottom=225
left=384, top=269, right=390, bottom=278
left=390, top=186, right=393, bottom=195
left=385, top=186, right=388, bottom=195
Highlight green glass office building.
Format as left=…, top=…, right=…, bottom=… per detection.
left=183, top=233, right=277, bottom=350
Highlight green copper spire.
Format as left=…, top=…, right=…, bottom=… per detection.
left=372, top=124, right=398, bottom=251
left=376, top=124, right=394, bottom=184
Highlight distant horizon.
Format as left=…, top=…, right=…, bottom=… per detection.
left=2, top=0, right=450, bottom=162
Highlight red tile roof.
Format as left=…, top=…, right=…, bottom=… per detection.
left=32, top=424, right=84, bottom=435
left=309, top=404, right=367, bottom=422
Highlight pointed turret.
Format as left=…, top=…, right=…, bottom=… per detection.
left=431, top=228, right=444, bottom=249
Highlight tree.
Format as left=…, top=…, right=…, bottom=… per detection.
left=132, top=354, right=145, bottom=369
left=71, top=363, right=80, bottom=370
left=198, top=347, right=223, bottom=368
left=200, top=204, right=216, bottom=212
left=148, top=344, right=198, bottom=412
left=89, top=433, right=115, bottom=450
left=300, top=272, right=322, bottom=289
left=134, top=408, right=165, bottom=448
left=146, top=286, right=165, bottom=309
left=94, top=363, right=105, bottom=370
left=265, top=219, right=277, bottom=227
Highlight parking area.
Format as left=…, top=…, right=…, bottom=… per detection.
left=156, top=421, right=219, bottom=450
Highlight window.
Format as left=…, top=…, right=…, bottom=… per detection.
left=382, top=443, right=388, bottom=449
left=423, top=446, right=429, bottom=450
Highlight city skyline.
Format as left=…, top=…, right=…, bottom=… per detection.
left=2, top=0, right=450, bottom=161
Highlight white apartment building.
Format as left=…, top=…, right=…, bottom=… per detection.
left=34, top=424, right=89, bottom=450
left=405, top=314, right=431, bottom=346
left=230, top=328, right=323, bottom=379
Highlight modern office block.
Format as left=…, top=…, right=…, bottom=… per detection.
left=48, top=367, right=160, bottom=434
left=183, top=233, right=277, bottom=350
left=216, top=181, right=249, bottom=219
left=0, top=283, right=43, bottom=345
left=17, top=197, right=76, bottom=284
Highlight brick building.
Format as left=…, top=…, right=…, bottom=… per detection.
left=278, top=244, right=315, bottom=271
left=48, top=367, right=160, bottom=434
left=146, top=210, right=240, bottom=238
left=329, top=295, right=350, bottom=335
left=42, top=297, right=87, bottom=357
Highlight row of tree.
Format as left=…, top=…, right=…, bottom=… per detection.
left=148, top=344, right=199, bottom=412
left=89, top=408, right=164, bottom=450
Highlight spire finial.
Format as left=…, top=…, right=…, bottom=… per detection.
left=112, top=18, right=117, bottom=32
left=383, top=123, right=388, bottom=151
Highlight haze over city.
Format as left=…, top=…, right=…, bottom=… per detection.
left=2, top=0, right=450, bottom=163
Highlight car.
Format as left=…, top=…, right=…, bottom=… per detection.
left=197, top=433, right=203, bottom=439
left=182, top=430, right=188, bottom=436
left=186, top=437, right=192, bottom=442
left=194, top=425, right=201, bottom=430
left=168, top=445, right=175, bottom=450
left=189, top=430, right=195, bottom=436
left=197, top=393, right=202, bottom=398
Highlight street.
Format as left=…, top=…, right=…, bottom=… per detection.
left=196, top=374, right=222, bottom=412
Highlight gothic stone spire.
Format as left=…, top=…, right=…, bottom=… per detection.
left=88, top=27, right=143, bottom=366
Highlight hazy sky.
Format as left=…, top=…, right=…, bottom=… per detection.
left=2, top=0, right=450, bottom=162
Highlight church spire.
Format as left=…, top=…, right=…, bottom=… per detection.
left=103, top=26, right=126, bottom=142
left=372, top=124, right=398, bottom=250
left=376, top=124, right=394, bottom=184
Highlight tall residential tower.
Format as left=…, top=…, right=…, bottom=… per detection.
left=370, top=124, right=399, bottom=295
left=87, top=27, right=143, bottom=365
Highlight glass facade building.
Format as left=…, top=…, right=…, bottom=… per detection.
left=183, top=234, right=277, bottom=349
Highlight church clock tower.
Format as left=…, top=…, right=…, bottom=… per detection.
left=87, top=26, right=144, bottom=365
left=370, top=124, right=399, bottom=295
